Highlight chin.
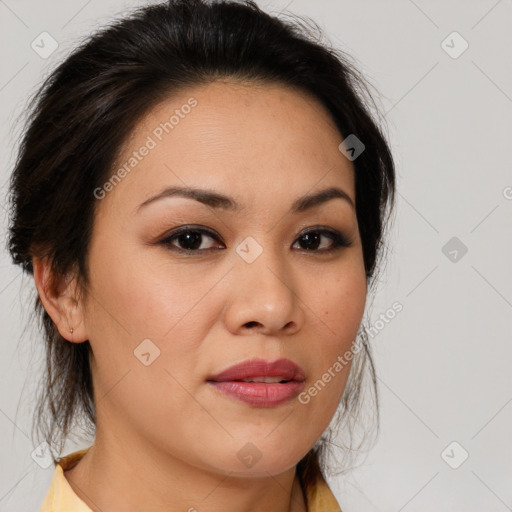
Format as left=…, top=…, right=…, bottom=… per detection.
left=225, top=458, right=301, bottom=479
left=206, top=438, right=308, bottom=478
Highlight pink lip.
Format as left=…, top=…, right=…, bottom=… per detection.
left=207, top=358, right=306, bottom=408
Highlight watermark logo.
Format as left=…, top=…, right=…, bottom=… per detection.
left=237, top=442, right=262, bottom=468
left=441, top=441, right=469, bottom=469
left=441, top=31, right=469, bottom=59
left=338, top=134, right=365, bottom=161
left=31, top=441, right=54, bottom=469
left=235, top=236, right=263, bottom=263
left=442, top=236, right=468, bottom=263
left=134, top=338, right=161, bottom=366
left=31, top=32, right=58, bottom=59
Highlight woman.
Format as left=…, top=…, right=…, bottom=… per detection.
left=7, top=0, right=395, bottom=510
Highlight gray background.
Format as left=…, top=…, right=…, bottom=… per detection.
left=1, top=0, right=511, bottom=510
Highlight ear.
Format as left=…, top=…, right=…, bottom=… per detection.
left=32, top=256, right=88, bottom=343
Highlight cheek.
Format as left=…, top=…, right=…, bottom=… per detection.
left=83, top=242, right=228, bottom=397
left=83, top=245, right=220, bottom=421
left=300, top=267, right=366, bottom=403
left=86, top=239, right=216, bottom=339
left=311, top=268, right=367, bottom=345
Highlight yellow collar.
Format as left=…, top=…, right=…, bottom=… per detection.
left=40, top=449, right=92, bottom=512
left=40, top=448, right=342, bottom=512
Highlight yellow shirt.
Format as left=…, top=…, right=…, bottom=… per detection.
left=40, top=448, right=342, bottom=512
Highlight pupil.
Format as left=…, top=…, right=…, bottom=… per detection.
left=179, top=232, right=202, bottom=250
left=302, top=232, right=320, bottom=250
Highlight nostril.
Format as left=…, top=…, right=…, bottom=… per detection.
left=245, top=321, right=259, bottom=328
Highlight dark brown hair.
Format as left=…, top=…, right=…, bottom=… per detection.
left=7, top=0, right=395, bottom=500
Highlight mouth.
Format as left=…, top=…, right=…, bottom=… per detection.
left=206, top=358, right=306, bottom=407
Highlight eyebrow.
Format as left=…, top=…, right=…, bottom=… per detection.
left=136, top=185, right=354, bottom=214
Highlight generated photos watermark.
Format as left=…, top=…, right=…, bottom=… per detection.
left=93, top=97, right=198, bottom=200
left=298, top=301, right=403, bottom=404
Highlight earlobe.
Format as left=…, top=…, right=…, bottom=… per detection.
left=32, top=256, right=88, bottom=343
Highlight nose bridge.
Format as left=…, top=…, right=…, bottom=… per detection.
left=239, top=233, right=293, bottom=301
left=225, top=233, right=303, bottom=333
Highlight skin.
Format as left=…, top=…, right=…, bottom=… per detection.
left=34, top=80, right=367, bottom=512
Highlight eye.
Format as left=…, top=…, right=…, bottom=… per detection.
left=157, top=225, right=352, bottom=254
left=292, top=227, right=353, bottom=253
left=158, top=226, right=224, bottom=253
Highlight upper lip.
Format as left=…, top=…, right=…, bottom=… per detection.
left=207, top=358, right=306, bottom=382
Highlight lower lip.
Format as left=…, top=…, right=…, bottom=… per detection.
left=208, top=380, right=305, bottom=407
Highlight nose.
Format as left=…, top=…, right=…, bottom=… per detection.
left=222, top=244, right=305, bottom=336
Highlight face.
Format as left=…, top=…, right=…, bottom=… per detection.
left=81, top=80, right=367, bottom=477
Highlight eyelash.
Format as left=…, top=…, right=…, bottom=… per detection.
left=156, top=225, right=353, bottom=255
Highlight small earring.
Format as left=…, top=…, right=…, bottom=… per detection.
left=69, top=327, right=74, bottom=334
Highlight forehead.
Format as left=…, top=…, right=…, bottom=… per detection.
left=104, top=80, right=355, bottom=214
